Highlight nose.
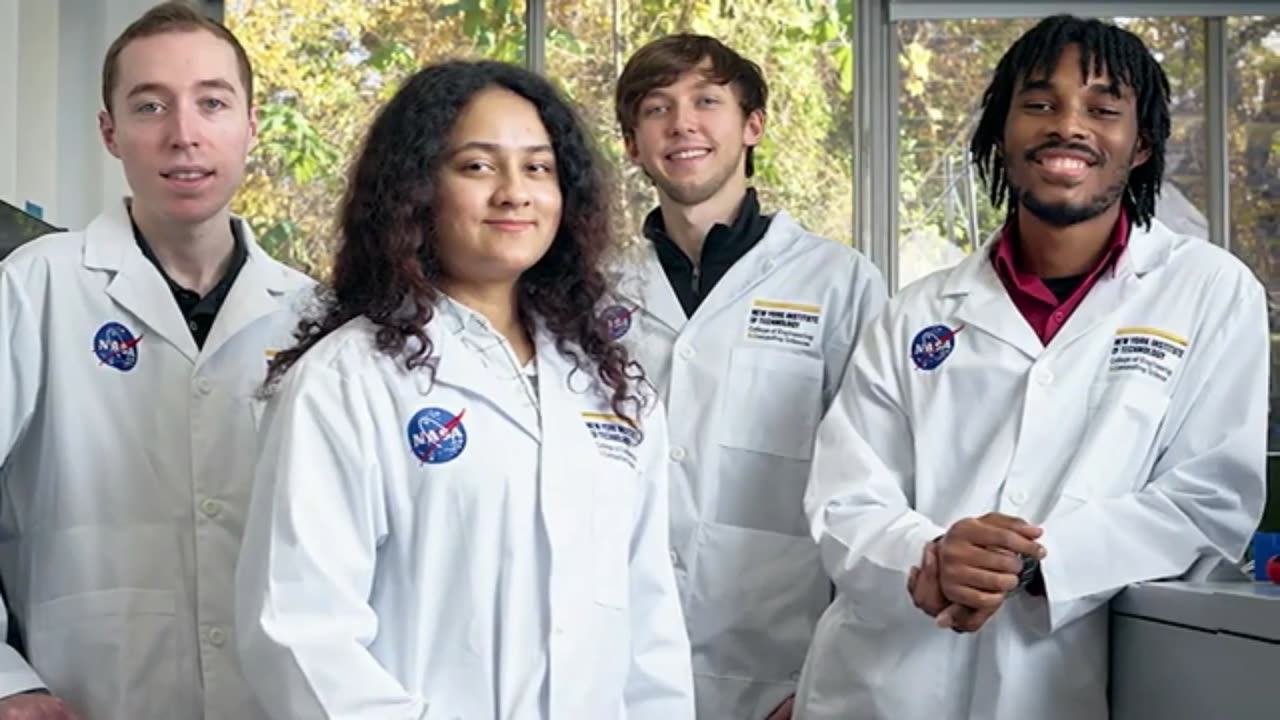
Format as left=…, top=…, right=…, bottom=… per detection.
left=168, top=104, right=200, bottom=150
left=492, top=168, right=532, bottom=208
left=1047, top=101, right=1090, bottom=142
left=666, top=98, right=696, bottom=137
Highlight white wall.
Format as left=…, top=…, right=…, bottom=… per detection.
left=0, top=0, right=166, bottom=229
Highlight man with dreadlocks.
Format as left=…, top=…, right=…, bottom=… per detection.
left=792, top=15, right=1267, bottom=720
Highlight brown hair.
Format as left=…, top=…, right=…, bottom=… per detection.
left=101, top=1, right=254, bottom=113
left=615, top=34, right=768, bottom=177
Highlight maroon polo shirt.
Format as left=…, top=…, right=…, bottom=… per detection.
left=992, top=210, right=1130, bottom=344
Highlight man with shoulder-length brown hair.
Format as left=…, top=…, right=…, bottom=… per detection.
left=0, top=2, right=312, bottom=718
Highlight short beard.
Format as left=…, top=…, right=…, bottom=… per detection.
left=1014, top=178, right=1127, bottom=227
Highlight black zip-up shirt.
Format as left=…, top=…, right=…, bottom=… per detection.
left=133, top=219, right=248, bottom=348
left=643, top=188, right=772, bottom=317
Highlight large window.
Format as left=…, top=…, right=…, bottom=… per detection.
left=225, top=0, right=526, bottom=275
left=1226, top=15, right=1280, bottom=528
left=545, top=0, right=855, bottom=245
left=895, top=17, right=1208, bottom=288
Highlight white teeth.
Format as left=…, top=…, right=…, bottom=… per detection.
left=1043, top=157, right=1086, bottom=171
left=670, top=149, right=709, bottom=160
left=169, top=171, right=206, bottom=180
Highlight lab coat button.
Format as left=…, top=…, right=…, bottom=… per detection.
left=207, top=627, right=226, bottom=646
left=670, top=447, right=687, bottom=462
left=678, top=346, right=695, bottom=361
left=553, top=625, right=565, bottom=636
left=196, top=377, right=213, bottom=396
left=200, top=498, right=222, bottom=517
left=1009, top=490, right=1027, bottom=505
left=669, top=549, right=679, bottom=566
left=1036, top=369, right=1054, bottom=386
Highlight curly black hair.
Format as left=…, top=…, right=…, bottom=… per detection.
left=267, top=60, right=647, bottom=424
left=970, top=15, right=1171, bottom=229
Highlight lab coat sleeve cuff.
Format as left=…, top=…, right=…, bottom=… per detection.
left=0, top=646, right=45, bottom=699
left=1032, top=528, right=1116, bottom=634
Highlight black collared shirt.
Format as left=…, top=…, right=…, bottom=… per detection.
left=133, top=219, right=248, bottom=348
left=643, top=188, right=773, bottom=317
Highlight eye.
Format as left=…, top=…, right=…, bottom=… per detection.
left=461, top=159, right=495, bottom=173
left=1092, top=106, right=1121, bottom=117
left=1022, top=101, right=1052, bottom=112
left=698, top=95, right=720, bottom=106
left=136, top=101, right=164, bottom=114
left=527, top=160, right=557, bottom=176
left=200, top=98, right=229, bottom=111
left=641, top=103, right=668, bottom=117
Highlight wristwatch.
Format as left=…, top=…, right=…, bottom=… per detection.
left=1015, top=553, right=1040, bottom=592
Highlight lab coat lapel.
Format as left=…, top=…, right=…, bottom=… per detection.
left=414, top=321, right=540, bottom=442
left=1046, top=221, right=1173, bottom=352
left=942, top=239, right=1043, bottom=360
left=85, top=201, right=199, bottom=363
left=688, top=210, right=804, bottom=323
left=533, top=331, right=596, bottom=550
left=615, top=244, right=686, bottom=335
left=198, top=230, right=293, bottom=366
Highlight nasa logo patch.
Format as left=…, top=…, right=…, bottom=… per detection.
left=93, top=322, right=142, bottom=372
left=910, top=324, right=964, bottom=371
left=599, top=304, right=635, bottom=341
left=407, top=407, right=468, bottom=464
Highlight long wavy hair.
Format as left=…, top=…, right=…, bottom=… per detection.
left=268, top=60, right=647, bottom=423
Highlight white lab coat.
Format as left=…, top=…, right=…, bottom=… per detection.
left=0, top=200, right=313, bottom=719
left=234, top=303, right=695, bottom=720
left=796, top=219, right=1268, bottom=720
left=609, top=211, right=886, bottom=718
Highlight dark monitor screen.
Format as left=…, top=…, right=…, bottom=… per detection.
left=0, top=200, right=59, bottom=261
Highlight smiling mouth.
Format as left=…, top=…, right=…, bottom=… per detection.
left=162, top=170, right=214, bottom=180
left=1036, top=156, right=1091, bottom=172
left=666, top=148, right=710, bottom=161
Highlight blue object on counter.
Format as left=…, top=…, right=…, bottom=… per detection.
left=1254, top=532, right=1280, bottom=582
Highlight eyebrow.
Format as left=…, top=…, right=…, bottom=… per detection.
left=1018, top=77, right=1125, bottom=99
left=125, top=78, right=239, bottom=100
left=448, top=141, right=555, bottom=156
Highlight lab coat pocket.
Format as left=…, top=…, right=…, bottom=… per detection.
left=687, top=523, right=827, bottom=683
left=593, top=466, right=638, bottom=609
left=719, top=348, right=824, bottom=460
left=27, top=589, right=179, bottom=717
left=1069, top=381, right=1171, bottom=498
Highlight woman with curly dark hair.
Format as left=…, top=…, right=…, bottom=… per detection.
left=234, top=61, right=695, bottom=719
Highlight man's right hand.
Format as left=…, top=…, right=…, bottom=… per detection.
left=937, top=512, right=1045, bottom=612
left=0, top=692, right=80, bottom=720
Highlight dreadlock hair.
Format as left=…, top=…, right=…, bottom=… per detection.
left=970, top=15, right=1171, bottom=229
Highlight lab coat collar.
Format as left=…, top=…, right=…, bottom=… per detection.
left=413, top=296, right=542, bottom=442
left=939, top=217, right=1177, bottom=358
left=614, top=209, right=809, bottom=334
left=84, top=199, right=301, bottom=365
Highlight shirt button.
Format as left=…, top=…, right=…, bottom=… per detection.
left=1051, top=311, right=1065, bottom=323
left=1036, top=368, right=1054, bottom=386
left=207, top=627, right=226, bottom=646
left=678, top=345, right=695, bottom=361
left=670, top=447, right=687, bottom=462
left=196, top=377, right=213, bottom=396
left=1009, top=490, right=1028, bottom=505
left=188, top=320, right=200, bottom=333
left=200, top=498, right=222, bottom=517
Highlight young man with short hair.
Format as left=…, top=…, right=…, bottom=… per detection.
left=610, top=34, right=887, bottom=720
left=0, top=3, right=312, bottom=718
